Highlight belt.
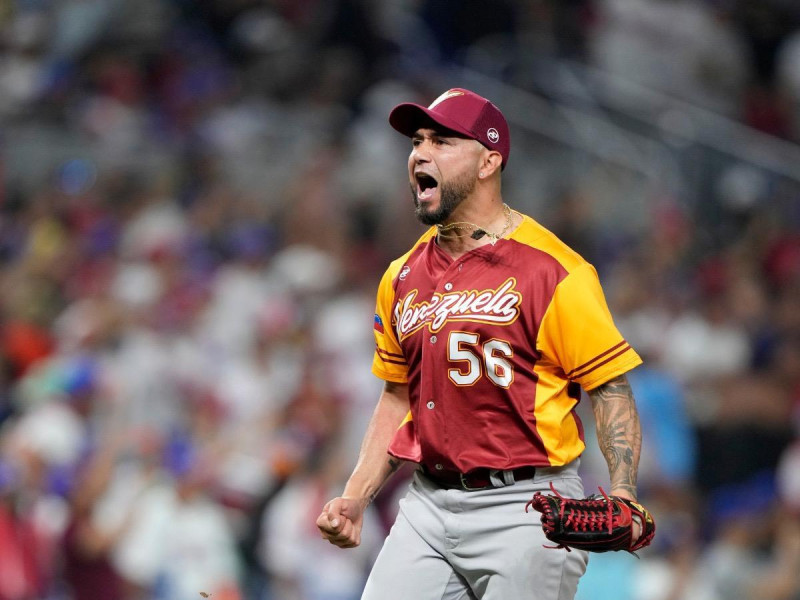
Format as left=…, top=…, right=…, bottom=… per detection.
left=422, top=465, right=537, bottom=491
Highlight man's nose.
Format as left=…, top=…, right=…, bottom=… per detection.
left=411, top=144, right=431, bottom=163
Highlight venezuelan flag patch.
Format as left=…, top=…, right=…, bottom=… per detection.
left=373, top=314, right=385, bottom=333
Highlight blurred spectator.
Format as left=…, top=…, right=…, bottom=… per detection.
left=590, top=0, right=749, bottom=116
left=260, top=441, right=382, bottom=600
left=61, top=435, right=137, bottom=600
left=628, top=366, right=696, bottom=491
left=659, top=294, right=751, bottom=386
left=688, top=473, right=800, bottom=600
left=112, top=438, right=242, bottom=600
left=0, top=466, right=50, bottom=600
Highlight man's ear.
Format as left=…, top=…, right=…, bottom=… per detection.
left=479, top=150, right=503, bottom=179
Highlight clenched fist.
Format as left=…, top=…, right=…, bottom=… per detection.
left=317, top=496, right=366, bottom=549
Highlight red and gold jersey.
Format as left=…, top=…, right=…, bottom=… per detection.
left=371, top=213, right=642, bottom=473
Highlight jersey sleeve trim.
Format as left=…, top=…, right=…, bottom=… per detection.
left=579, top=352, right=642, bottom=391
left=569, top=343, right=635, bottom=381
left=376, top=348, right=404, bottom=359
left=376, top=347, right=407, bottom=366
left=565, top=340, right=630, bottom=378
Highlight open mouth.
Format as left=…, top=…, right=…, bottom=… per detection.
left=415, top=173, right=439, bottom=200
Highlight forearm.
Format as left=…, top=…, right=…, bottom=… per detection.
left=589, top=374, right=642, bottom=500
left=342, top=381, right=409, bottom=508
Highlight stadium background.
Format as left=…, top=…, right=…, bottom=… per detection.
left=1, top=0, right=800, bottom=598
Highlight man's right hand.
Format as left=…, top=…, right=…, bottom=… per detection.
left=317, top=496, right=365, bottom=548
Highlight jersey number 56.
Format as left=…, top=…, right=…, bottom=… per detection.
left=448, top=331, right=514, bottom=388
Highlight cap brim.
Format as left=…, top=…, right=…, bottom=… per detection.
left=388, top=103, right=475, bottom=140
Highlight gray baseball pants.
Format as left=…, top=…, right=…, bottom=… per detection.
left=361, top=461, right=588, bottom=600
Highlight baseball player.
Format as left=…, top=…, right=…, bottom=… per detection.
left=317, top=88, right=648, bottom=599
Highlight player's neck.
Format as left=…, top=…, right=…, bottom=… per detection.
left=435, top=197, right=517, bottom=258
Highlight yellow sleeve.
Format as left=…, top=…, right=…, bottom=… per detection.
left=537, top=263, right=642, bottom=390
left=371, top=266, right=408, bottom=382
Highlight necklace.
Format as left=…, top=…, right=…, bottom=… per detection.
left=436, top=204, right=513, bottom=246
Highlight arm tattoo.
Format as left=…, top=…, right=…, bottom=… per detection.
left=589, top=375, right=642, bottom=499
left=384, top=381, right=405, bottom=394
left=368, top=457, right=403, bottom=504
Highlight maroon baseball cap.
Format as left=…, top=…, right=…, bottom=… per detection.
left=389, top=88, right=510, bottom=168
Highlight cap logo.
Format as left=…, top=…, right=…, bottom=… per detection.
left=487, top=128, right=499, bottom=143
left=429, top=89, right=464, bottom=109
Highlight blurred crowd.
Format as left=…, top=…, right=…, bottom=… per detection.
left=1, top=1, right=800, bottom=599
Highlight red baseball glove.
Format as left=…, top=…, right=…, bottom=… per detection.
left=526, top=483, right=655, bottom=553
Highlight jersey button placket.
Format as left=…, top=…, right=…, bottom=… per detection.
left=427, top=400, right=435, bottom=409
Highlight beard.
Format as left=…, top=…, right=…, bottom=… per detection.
left=411, top=170, right=477, bottom=226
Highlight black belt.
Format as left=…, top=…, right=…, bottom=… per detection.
left=421, top=465, right=537, bottom=491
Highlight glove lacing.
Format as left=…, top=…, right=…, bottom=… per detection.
left=526, top=482, right=615, bottom=551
